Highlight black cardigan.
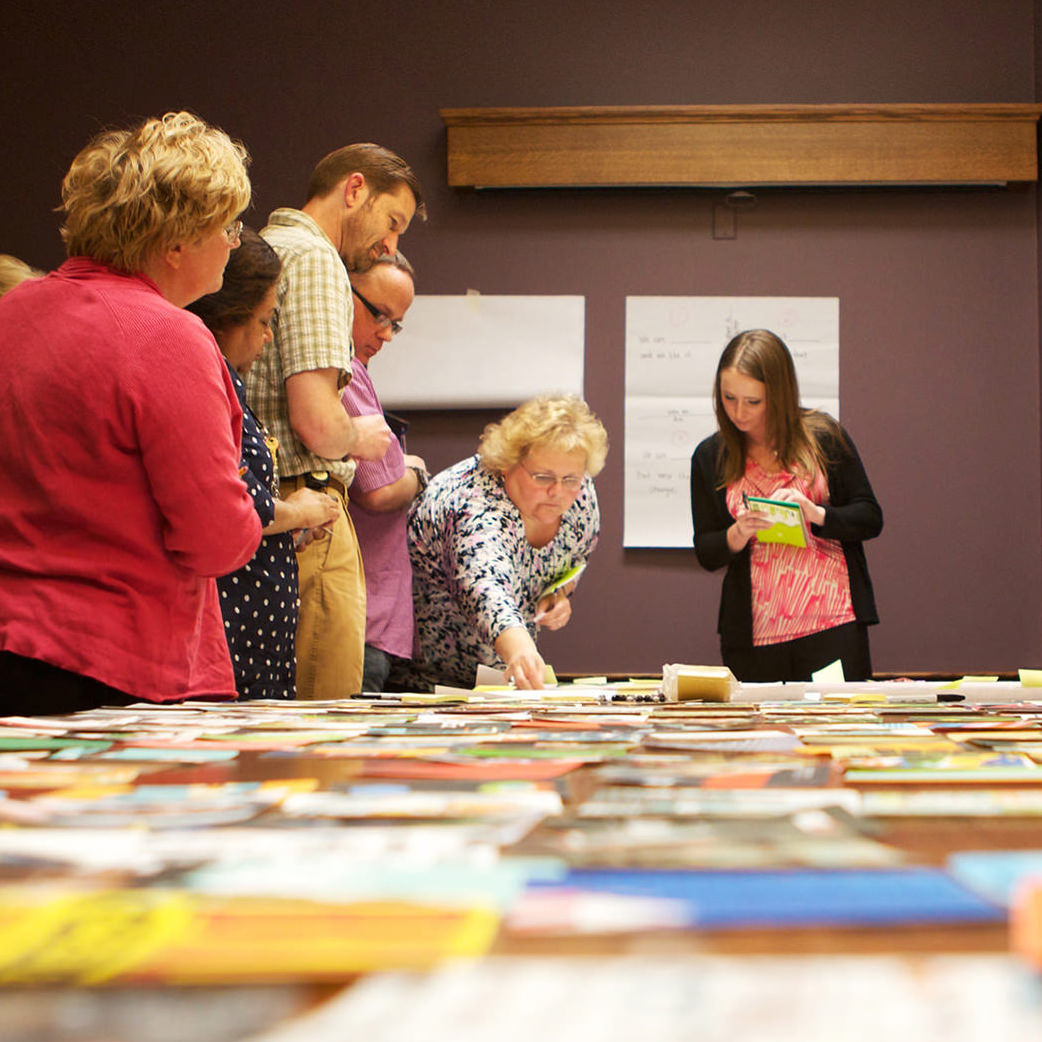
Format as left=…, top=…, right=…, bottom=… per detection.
left=690, top=426, right=883, bottom=649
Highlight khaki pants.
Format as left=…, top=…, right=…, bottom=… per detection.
left=284, top=476, right=365, bottom=699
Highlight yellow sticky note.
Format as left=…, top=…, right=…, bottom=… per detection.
left=939, top=675, right=1001, bottom=693
left=1020, top=669, right=1042, bottom=687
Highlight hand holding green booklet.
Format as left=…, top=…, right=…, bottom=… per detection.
left=744, top=494, right=809, bottom=548
left=539, top=561, right=586, bottom=600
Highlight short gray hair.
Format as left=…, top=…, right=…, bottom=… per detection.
left=370, top=249, right=415, bottom=282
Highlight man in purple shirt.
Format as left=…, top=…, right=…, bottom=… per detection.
left=341, top=253, right=428, bottom=692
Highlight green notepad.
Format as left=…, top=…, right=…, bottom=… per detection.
left=746, top=495, right=808, bottom=548
left=539, top=561, right=586, bottom=599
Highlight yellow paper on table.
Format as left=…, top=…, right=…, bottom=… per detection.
left=937, top=676, right=1000, bottom=691
left=937, top=675, right=1001, bottom=692
left=0, top=888, right=499, bottom=985
left=412, top=690, right=475, bottom=703
left=1019, top=669, right=1042, bottom=687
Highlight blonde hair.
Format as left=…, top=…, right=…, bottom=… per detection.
left=0, top=254, right=42, bottom=297
left=60, top=111, right=251, bottom=272
left=479, top=395, right=609, bottom=477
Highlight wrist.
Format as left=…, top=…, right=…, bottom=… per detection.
left=727, top=523, right=745, bottom=553
left=495, top=624, right=535, bottom=660
left=409, top=465, right=429, bottom=498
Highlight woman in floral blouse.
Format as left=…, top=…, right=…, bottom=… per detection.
left=392, top=395, right=608, bottom=691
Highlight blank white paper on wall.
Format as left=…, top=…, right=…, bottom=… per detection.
left=370, top=294, right=585, bottom=409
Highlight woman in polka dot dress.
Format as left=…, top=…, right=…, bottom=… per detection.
left=189, top=230, right=338, bottom=698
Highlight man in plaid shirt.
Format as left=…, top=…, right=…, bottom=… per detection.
left=246, top=144, right=425, bottom=698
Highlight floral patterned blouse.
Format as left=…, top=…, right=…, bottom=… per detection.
left=392, top=455, right=600, bottom=691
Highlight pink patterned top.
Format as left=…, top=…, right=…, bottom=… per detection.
left=726, top=460, right=855, bottom=646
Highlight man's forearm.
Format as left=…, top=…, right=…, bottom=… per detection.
left=286, top=368, right=357, bottom=460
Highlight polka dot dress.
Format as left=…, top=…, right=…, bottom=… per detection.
left=218, top=362, right=299, bottom=699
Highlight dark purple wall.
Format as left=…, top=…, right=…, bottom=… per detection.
left=3, top=0, right=1039, bottom=674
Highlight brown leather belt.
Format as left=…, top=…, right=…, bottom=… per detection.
left=283, top=471, right=347, bottom=497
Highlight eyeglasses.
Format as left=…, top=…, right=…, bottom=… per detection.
left=223, top=219, right=244, bottom=245
left=520, top=461, right=584, bottom=492
left=352, top=287, right=403, bottom=336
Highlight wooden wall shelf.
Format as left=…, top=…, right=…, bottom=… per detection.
left=441, top=104, right=1042, bottom=188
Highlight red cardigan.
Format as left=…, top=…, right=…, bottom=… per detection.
left=0, top=259, right=262, bottom=701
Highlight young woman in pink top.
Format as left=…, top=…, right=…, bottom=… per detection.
left=690, top=329, right=883, bottom=682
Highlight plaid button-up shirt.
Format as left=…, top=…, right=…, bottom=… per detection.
left=246, top=208, right=356, bottom=485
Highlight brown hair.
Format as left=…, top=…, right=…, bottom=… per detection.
left=305, top=143, right=426, bottom=220
left=60, top=111, right=250, bottom=272
left=712, top=328, right=845, bottom=486
left=187, top=227, right=281, bottom=333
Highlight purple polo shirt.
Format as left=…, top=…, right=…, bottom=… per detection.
left=341, top=363, right=414, bottom=659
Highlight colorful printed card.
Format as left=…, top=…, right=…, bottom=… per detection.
left=745, top=495, right=808, bottom=548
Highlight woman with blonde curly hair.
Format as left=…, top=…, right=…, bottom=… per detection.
left=0, top=112, right=262, bottom=714
left=392, top=395, right=608, bottom=691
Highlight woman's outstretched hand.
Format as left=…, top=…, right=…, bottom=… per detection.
left=495, top=626, right=547, bottom=690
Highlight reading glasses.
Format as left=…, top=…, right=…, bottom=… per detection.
left=353, top=287, right=403, bottom=336
left=520, top=462, right=583, bottom=492
left=222, top=219, right=244, bottom=245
